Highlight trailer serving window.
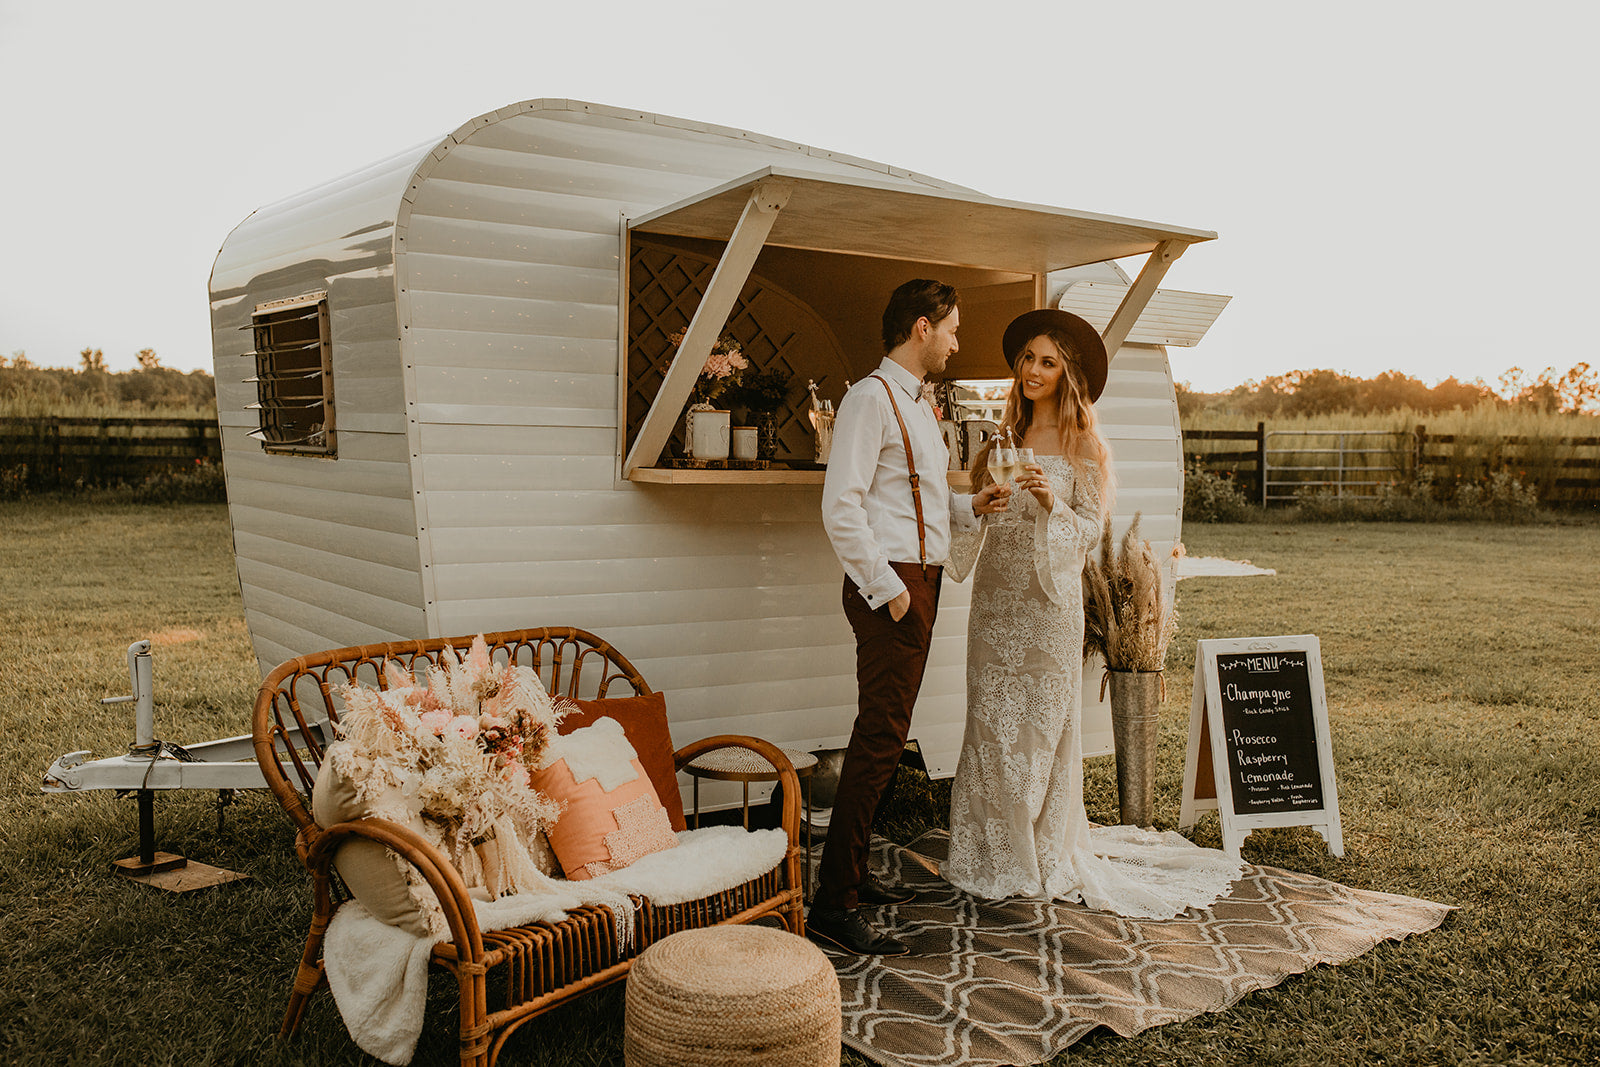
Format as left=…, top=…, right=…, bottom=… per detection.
left=246, top=291, right=335, bottom=457
left=620, top=166, right=1215, bottom=481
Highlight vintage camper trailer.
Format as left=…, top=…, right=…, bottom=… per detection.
left=208, top=98, right=1228, bottom=791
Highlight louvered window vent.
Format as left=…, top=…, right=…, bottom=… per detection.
left=244, top=291, right=335, bottom=456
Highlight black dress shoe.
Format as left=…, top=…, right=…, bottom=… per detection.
left=857, top=873, right=916, bottom=907
left=806, top=904, right=910, bottom=956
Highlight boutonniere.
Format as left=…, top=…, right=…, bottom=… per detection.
left=920, top=381, right=944, bottom=419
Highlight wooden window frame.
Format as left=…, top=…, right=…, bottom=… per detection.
left=246, top=291, right=336, bottom=457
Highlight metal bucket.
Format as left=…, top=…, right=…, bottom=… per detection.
left=1107, top=670, right=1163, bottom=828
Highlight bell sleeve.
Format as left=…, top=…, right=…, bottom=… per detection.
left=1033, top=463, right=1103, bottom=606
left=946, top=513, right=987, bottom=582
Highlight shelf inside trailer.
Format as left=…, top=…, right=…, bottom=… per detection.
left=629, top=467, right=975, bottom=488
left=629, top=467, right=824, bottom=485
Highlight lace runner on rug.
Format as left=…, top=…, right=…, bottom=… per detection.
left=819, top=831, right=1453, bottom=1067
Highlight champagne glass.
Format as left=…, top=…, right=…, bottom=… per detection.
left=1016, top=447, right=1035, bottom=483
left=987, top=433, right=1017, bottom=488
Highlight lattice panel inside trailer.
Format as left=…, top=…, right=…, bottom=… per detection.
left=627, top=243, right=852, bottom=462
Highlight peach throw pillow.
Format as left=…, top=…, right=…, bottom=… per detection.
left=531, top=717, right=678, bottom=881
left=559, top=691, right=686, bottom=832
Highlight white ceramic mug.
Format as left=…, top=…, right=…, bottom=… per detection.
left=731, top=425, right=758, bottom=461
left=687, top=408, right=731, bottom=460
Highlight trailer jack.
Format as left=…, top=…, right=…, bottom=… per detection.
left=50, top=641, right=251, bottom=892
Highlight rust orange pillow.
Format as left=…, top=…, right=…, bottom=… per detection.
left=532, top=717, right=679, bottom=881
left=559, top=691, right=686, bottom=832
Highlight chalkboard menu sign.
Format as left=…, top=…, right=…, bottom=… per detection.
left=1214, top=649, right=1323, bottom=814
left=1179, top=636, right=1343, bottom=859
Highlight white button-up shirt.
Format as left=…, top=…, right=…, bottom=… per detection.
left=821, top=358, right=977, bottom=608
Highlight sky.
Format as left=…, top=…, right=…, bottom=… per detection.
left=2, top=0, right=1595, bottom=393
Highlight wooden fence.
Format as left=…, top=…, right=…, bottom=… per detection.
left=6, top=414, right=1595, bottom=507
left=1183, top=423, right=1267, bottom=502
left=1414, top=426, right=1600, bottom=508
left=0, top=417, right=221, bottom=492
left=1183, top=422, right=1600, bottom=508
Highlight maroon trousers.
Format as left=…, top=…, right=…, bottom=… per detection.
left=815, top=560, right=943, bottom=910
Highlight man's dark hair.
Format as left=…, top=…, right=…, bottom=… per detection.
left=881, top=279, right=960, bottom=352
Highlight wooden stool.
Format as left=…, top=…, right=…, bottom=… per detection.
left=625, top=925, right=841, bottom=1067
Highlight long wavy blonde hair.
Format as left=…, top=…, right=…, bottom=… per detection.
left=970, top=326, right=1114, bottom=516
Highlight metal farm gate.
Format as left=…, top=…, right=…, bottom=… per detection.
left=1262, top=429, right=1414, bottom=504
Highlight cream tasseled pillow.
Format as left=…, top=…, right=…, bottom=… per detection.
left=311, top=755, right=433, bottom=936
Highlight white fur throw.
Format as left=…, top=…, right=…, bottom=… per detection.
left=322, top=825, right=788, bottom=1064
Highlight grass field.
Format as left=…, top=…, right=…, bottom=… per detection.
left=2, top=503, right=1596, bottom=1066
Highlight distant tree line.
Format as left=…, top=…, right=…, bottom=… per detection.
left=1180, top=363, right=1599, bottom=419
left=1, top=349, right=216, bottom=411
left=7, top=348, right=1597, bottom=423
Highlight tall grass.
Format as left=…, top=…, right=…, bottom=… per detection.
left=0, top=393, right=218, bottom=420
left=1184, top=401, right=1600, bottom=439
left=1185, top=402, right=1600, bottom=509
left=2, top=504, right=1596, bottom=1065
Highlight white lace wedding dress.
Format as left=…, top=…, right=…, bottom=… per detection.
left=943, top=456, right=1242, bottom=919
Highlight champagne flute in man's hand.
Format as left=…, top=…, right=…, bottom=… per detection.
left=987, top=444, right=1018, bottom=488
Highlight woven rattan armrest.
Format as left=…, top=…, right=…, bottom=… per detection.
left=304, top=816, right=486, bottom=961
left=674, top=735, right=804, bottom=893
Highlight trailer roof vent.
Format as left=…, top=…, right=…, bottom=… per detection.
left=244, top=292, right=334, bottom=456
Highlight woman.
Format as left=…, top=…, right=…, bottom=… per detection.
left=943, top=309, right=1240, bottom=918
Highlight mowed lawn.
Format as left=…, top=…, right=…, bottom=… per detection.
left=1, top=502, right=1596, bottom=1066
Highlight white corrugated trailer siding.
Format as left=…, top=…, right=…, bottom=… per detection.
left=210, top=141, right=441, bottom=670
left=210, top=99, right=1190, bottom=789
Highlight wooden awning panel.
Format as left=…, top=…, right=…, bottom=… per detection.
left=628, top=166, right=1215, bottom=274
left=1058, top=280, right=1232, bottom=348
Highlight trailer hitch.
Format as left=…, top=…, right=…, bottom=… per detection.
left=44, top=640, right=249, bottom=891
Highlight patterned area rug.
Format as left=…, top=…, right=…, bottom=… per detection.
left=820, top=831, right=1453, bottom=1067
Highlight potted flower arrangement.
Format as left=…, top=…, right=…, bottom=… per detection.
left=1082, top=512, right=1181, bottom=827
left=670, top=330, right=748, bottom=460
left=731, top=367, right=792, bottom=460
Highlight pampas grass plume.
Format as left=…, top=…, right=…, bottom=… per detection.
left=1083, top=512, right=1178, bottom=672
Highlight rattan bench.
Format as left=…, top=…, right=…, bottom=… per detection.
left=252, top=626, right=805, bottom=1067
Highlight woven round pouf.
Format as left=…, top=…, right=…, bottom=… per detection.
left=625, top=925, right=841, bottom=1067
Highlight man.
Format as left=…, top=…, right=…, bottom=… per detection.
left=811, top=279, right=1011, bottom=955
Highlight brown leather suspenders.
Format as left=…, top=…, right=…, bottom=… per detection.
left=870, top=375, right=928, bottom=574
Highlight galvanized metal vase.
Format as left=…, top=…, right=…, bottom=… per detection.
left=1107, top=669, right=1163, bottom=828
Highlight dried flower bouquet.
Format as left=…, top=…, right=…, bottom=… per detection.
left=325, top=636, right=574, bottom=925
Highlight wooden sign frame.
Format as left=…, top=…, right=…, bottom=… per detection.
left=1179, top=635, right=1343, bottom=858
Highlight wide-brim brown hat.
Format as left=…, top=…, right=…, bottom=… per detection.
left=1002, top=309, right=1108, bottom=402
